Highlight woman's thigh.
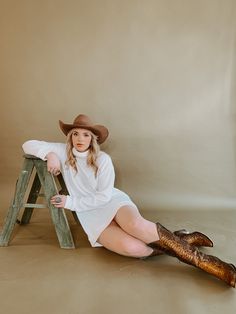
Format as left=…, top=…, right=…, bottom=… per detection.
left=114, top=206, right=158, bottom=243
left=97, top=221, right=153, bottom=258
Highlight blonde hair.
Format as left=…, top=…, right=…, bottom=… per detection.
left=65, top=129, right=100, bottom=176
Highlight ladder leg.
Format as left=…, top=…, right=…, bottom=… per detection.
left=34, top=160, right=75, bottom=249
left=71, top=211, right=80, bottom=224
left=57, top=174, right=80, bottom=224
left=0, top=159, right=34, bottom=246
left=20, top=173, right=41, bottom=224
left=57, top=173, right=68, bottom=194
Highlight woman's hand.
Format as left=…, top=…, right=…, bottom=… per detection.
left=46, top=152, right=61, bottom=175
left=51, top=194, right=67, bottom=208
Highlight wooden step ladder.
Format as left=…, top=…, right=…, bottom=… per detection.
left=0, top=155, right=76, bottom=249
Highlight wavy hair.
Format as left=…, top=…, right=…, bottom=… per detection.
left=65, top=129, right=100, bottom=176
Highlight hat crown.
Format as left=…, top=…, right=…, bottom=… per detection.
left=59, top=113, right=109, bottom=144
left=74, top=114, right=92, bottom=126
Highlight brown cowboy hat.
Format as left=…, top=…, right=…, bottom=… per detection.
left=59, top=114, right=109, bottom=144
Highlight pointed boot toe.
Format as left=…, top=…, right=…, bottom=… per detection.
left=174, top=230, right=213, bottom=247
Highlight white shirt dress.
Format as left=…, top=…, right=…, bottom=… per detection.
left=22, top=140, right=137, bottom=247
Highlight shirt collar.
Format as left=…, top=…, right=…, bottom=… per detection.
left=72, top=147, right=89, bottom=158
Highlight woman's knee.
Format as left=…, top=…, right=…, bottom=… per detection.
left=115, top=206, right=146, bottom=233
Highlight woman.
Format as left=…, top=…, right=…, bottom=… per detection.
left=22, top=114, right=236, bottom=287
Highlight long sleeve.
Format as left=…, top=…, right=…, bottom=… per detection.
left=22, top=140, right=66, bottom=161
left=65, top=154, right=115, bottom=212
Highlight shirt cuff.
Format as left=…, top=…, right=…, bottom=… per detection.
left=64, top=196, right=73, bottom=211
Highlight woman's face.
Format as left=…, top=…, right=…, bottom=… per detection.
left=71, top=128, right=92, bottom=152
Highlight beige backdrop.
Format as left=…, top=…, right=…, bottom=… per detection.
left=0, top=0, right=236, bottom=211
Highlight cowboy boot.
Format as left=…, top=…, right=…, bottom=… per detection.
left=148, top=223, right=236, bottom=287
left=149, top=228, right=213, bottom=257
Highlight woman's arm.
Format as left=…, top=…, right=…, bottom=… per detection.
left=46, top=152, right=61, bottom=175
left=23, top=140, right=69, bottom=208
left=22, top=140, right=66, bottom=174
left=22, top=140, right=65, bottom=161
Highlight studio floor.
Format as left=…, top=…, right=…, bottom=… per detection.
left=0, top=185, right=236, bottom=314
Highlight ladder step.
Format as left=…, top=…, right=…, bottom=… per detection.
left=24, top=203, right=47, bottom=209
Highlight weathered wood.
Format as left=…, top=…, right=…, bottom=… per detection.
left=24, top=154, right=41, bottom=160
left=57, top=173, right=80, bottom=224
left=57, top=173, right=68, bottom=194
left=33, top=160, right=75, bottom=249
left=23, top=203, right=47, bottom=209
left=0, top=156, right=76, bottom=249
left=20, top=173, right=41, bottom=224
left=0, top=159, right=34, bottom=246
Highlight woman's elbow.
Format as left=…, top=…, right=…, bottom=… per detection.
left=22, top=141, right=30, bottom=152
left=22, top=140, right=37, bottom=154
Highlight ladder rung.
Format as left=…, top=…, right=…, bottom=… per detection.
left=24, top=203, right=47, bottom=209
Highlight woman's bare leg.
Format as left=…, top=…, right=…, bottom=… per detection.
left=114, top=205, right=159, bottom=243
left=97, top=221, right=153, bottom=258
